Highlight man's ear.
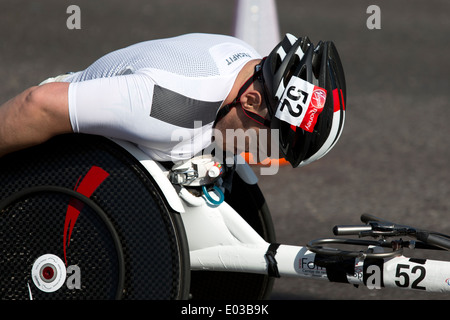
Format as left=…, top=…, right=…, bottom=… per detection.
left=240, top=89, right=263, bottom=114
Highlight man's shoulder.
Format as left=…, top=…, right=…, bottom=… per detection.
left=151, top=33, right=252, bottom=48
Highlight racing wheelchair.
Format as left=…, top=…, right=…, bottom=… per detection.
left=1, top=134, right=449, bottom=299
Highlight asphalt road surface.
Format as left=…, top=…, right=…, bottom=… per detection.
left=2, top=0, right=450, bottom=300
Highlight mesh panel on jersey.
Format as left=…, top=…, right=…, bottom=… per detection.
left=150, top=85, right=221, bottom=128
left=70, top=34, right=231, bottom=81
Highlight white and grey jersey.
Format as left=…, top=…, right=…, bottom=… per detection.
left=63, top=33, right=261, bottom=162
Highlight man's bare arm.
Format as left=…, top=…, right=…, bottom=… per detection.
left=0, top=82, right=72, bottom=157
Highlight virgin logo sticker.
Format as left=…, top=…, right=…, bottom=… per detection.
left=311, top=89, right=327, bottom=109
left=303, top=88, right=326, bottom=132
left=275, top=76, right=326, bottom=132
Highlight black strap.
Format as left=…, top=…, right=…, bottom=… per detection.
left=214, top=103, right=233, bottom=126
left=265, top=243, right=281, bottom=278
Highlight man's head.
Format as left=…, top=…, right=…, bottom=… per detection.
left=215, top=33, right=347, bottom=168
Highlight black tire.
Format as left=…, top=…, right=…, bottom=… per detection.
left=0, top=134, right=190, bottom=300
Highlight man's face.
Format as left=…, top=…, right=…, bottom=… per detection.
left=213, top=125, right=278, bottom=163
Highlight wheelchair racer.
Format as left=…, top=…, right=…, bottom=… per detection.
left=0, top=32, right=346, bottom=168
